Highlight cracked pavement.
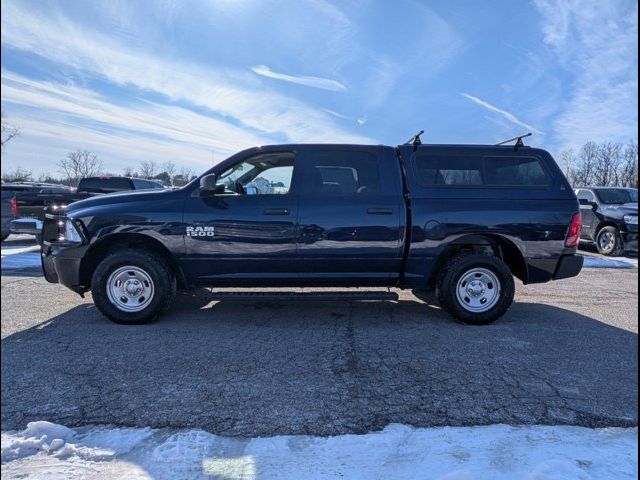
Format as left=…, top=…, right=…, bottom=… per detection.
left=1, top=254, right=637, bottom=436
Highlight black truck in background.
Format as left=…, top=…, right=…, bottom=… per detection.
left=42, top=135, right=584, bottom=326
left=575, top=187, right=638, bottom=255
left=10, top=177, right=163, bottom=243
left=2, top=182, right=72, bottom=241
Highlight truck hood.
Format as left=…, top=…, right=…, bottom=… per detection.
left=599, top=203, right=638, bottom=216
left=65, top=188, right=179, bottom=213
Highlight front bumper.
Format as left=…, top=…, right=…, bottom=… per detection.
left=11, top=218, right=42, bottom=235
left=553, top=254, right=584, bottom=280
left=41, top=243, right=86, bottom=294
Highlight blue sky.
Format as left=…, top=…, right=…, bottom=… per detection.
left=1, top=0, right=637, bottom=177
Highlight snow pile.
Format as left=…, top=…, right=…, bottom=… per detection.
left=1, top=422, right=637, bottom=479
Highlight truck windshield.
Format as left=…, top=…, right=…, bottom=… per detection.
left=595, top=188, right=638, bottom=204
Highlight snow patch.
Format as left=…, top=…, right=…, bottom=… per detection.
left=1, top=244, right=41, bottom=270
left=583, top=256, right=637, bottom=269
left=1, top=422, right=637, bottom=479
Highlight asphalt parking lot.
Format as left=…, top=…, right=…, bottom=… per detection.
left=1, top=236, right=638, bottom=436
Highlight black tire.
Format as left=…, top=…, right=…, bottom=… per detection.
left=91, top=249, right=176, bottom=324
left=436, top=251, right=515, bottom=325
left=595, top=226, right=624, bottom=256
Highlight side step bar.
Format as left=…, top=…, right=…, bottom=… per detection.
left=209, top=290, right=399, bottom=302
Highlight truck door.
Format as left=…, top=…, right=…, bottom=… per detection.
left=576, top=189, right=598, bottom=240
left=296, top=146, right=405, bottom=284
left=182, top=150, right=300, bottom=282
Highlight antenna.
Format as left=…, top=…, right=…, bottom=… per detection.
left=495, top=132, right=532, bottom=148
left=403, top=130, right=424, bottom=146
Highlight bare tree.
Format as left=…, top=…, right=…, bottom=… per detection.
left=1, top=166, right=32, bottom=182
left=174, top=166, right=195, bottom=186
left=57, top=150, right=103, bottom=186
left=1, top=112, right=20, bottom=149
left=163, top=161, right=177, bottom=186
left=38, top=171, right=64, bottom=184
left=620, top=140, right=638, bottom=188
left=593, top=142, right=622, bottom=186
left=122, top=166, right=136, bottom=177
left=139, top=160, right=157, bottom=179
left=562, top=140, right=638, bottom=188
left=561, top=148, right=575, bottom=180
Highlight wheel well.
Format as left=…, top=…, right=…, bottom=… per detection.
left=595, top=221, right=619, bottom=236
left=79, top=233, right=186, bottom=290
left=437, top=234, right=528, bottom=284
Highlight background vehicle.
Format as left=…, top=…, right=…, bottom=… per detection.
left=575, top=187, right=638, bottom=256
left=1, top=182, right=70, bottom=241
left=42, top=137, right=583, bottom=325
left=11, top=177, right=163, bottom=243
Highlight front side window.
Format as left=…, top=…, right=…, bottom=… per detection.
left=307, top=150, right=381, bottom=195
left=217, top=152, right=295, bottom=195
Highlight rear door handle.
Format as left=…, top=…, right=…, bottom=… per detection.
left=263, top=208, right=290, bottom=215
left=367, top=208, right=393, bottom=215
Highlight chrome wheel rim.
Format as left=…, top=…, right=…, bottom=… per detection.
left=106, top=266, right=155, bottom=312
left=598, top=231, right=615, bottom=253
left=456, top=267, right=501, bottom=313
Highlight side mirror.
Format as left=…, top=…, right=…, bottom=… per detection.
left=199, top=174, right=224, bottom=196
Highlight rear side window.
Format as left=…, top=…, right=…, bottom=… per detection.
left=307, top=150, right=381, bottom=195
left=414, top=154, right=549, bottom=187
left=484, top=156, right=548, bottom=186
left=415, top=155, right=482, bottom=186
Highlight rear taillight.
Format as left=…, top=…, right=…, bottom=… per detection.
left=9, top=197, right=18, bottom=216
left=565, top=212, right=582, bottom=247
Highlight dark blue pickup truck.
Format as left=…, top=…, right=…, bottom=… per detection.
left=41, top=138, right=583, bottom=325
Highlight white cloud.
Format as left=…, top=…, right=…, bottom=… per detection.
left=250, top=65, right=346, bottom=92
left=322, top=109, right=366, bottom=125
left=460, top=93, right=543, bottom=134
left=0, top=1, right=374, bottom=146
left=1, top=71, right=271, bottom=155
left=532, top=0, right=638, bottom=149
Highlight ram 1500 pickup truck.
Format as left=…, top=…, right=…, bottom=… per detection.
left=41, top=139, right=584, bottom=325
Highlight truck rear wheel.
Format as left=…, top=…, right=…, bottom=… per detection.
left=436, top=251, right=515, bottom=325
left=91, top=249, right=176, bottom=324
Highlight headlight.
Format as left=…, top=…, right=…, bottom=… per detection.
left=624, top=215, right=638, bottom=225
left=61, top=219, right=83, bottom=243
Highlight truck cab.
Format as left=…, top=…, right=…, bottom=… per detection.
left=41, top=140, right=583, bottom=326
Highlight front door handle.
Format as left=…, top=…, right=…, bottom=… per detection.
left=367, top=208, right=393, bottom=215
left=263, top=208, right=290, bottom=216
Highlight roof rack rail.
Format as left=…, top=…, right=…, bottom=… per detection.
left=403, top=130, right=424, bottom=146
left=495, top=132, right=532, bottom=148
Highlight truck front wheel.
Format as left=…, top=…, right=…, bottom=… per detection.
left=595, top=226, right=623, bottom=256
left=436, top=251, right=515, bottom=325
left=91, top=249, right=176, bottom=324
